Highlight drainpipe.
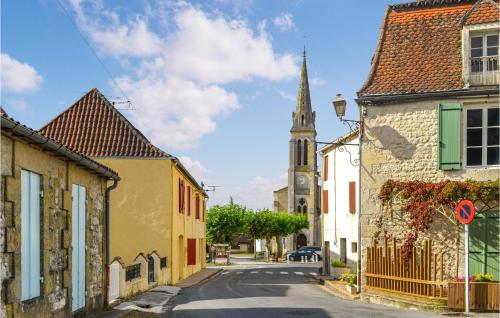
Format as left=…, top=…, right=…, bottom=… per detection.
left=104, top=178, right=119, bottom=306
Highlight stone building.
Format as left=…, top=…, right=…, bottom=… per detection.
left=1, top=111, right=119, bottom=317
left=275, top=51, right=321, bottom=253
left=40, top=88, right=207, bottom=302
left=356, top=0, right=499, bottom=288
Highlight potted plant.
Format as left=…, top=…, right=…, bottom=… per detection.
left=448, top=273, right=499, bottom=311
left=339, top=273, right=358, bottom=294
left=331, top=259, right=350, bottom=278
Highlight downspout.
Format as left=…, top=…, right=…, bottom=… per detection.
left=104, top=178, right=119, bottom=306
left=356, top=107, right=364, bottom=294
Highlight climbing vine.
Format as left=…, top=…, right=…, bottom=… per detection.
left=378, top=179, right=499, bottom=263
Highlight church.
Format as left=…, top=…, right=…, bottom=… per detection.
left=273, top=50, right=321, bottom=252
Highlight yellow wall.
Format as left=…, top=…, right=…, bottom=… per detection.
left=170, top=163, right=206, bottom=284
left=96, top=158, right=172, bottom=280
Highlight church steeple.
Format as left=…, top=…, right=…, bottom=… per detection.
left=296, top=49, right=312, bottom=114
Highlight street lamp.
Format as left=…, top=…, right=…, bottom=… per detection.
left=332, top=93, right=363, bottom=294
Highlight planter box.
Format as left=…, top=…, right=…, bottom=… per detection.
left=331, top=267, right=350, bottom=279
left=448, top=282, right=499, bottom=311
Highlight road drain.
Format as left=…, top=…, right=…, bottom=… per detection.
left=286, top=311, right=315, bottom=316
left=136, top=303, right=152, bottom=309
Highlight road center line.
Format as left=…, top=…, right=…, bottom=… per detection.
left=280, top=271, right=288, bottom=274
left=294, top=272, right=304, bottom=275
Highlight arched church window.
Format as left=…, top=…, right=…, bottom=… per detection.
left=298, top=198, right=307, bottom=215
left=297, top=140, right=302, bottom=166
left=301, top=114, right=305, bottom=126
left=303, top=139, right=308, bottom=165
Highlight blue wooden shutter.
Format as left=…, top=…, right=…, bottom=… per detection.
left=21, top=170, right=41, bottom=301
left=72, top=184, right=86, bottom=311
left=438, top=103, right=462, bottom=170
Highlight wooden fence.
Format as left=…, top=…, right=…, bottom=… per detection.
left=365, top=238, right=448, bottom=300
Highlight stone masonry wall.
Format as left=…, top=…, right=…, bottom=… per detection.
left=360, top=97, right=499, bottom=289
left=1, top=134, right=108, bottom=317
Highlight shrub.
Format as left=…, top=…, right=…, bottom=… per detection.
left=474, top=273, right=493, bottom=282
left=339, top=273, right=357, bottom=286
left=331, top=259, right=348, bottom=268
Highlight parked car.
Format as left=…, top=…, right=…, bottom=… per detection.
left=287, top=249, right=322, bottom=261
left=298, top=246, right=322, bottom=254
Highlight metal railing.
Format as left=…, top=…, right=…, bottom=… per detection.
left=470, top=55, right=499, bottom=73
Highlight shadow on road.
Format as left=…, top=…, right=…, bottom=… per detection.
left=170, top=307, right=330, bottom=318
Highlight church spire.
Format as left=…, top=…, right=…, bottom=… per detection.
left=296, top=48, right=312, bottom=114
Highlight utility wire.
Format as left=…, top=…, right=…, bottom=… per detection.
left=56, top=0, right=135, bottom=110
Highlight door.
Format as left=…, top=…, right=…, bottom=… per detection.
left=21, top=170, right=41, bottom=301
left=108, top=262, right=120, bottom=302
left=469, top=211, right=500, bottom=280
left=72, top=184, right=86, bottom=312
left=148, top=255, right=155, bottom=283
left=178, top=235, right=184, bottom=281
left=296, top=234, right=307, bottom=249
left=340, top=238, right=347, bottom=264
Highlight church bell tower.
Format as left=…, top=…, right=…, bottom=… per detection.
left=287, top=49, right=320, bottom=250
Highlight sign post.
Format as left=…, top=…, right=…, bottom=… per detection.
left=456, top=199, right=476, bottom=314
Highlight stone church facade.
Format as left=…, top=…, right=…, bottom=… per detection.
left=274, top=52, right=321, bottom=252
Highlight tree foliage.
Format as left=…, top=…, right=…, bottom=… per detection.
left=206, top=203, right=247, bottom=245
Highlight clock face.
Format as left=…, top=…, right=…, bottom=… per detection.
left=297, top=176, right=308, bottom=188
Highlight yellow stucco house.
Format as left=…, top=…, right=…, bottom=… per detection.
left=40, top=88, right=206, bottom=301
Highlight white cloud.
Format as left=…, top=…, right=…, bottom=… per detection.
left=68, top=2, right=299, bottom=150
left=310, top=75, right=325, bottom=86
left=272, top=13, right=295, bottom=32
left=1, top=53, right=43, bottom=93
left=178, top=156, right=212, bottom=183
left=209, top=174, right=287, bottom=210
left=6, top=98, right=29, bottom=112
left=276, top=89, right=295, bottom=102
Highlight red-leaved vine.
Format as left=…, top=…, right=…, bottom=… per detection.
left=378, top=179, right=499, bottom=263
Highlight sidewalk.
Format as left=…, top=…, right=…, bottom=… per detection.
left=98, top=268, right=222, bottom=318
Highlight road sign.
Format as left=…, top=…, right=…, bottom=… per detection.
left=456, top=200, right=475, bottom=224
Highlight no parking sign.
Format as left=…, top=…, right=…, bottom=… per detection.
left=456, top=199, right=476, bottom=313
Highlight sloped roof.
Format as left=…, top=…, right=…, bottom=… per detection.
left=319, top=129, right=359, bottom=154
left=1, top=112, right=119, bottom=180
left=462, top=0, right=499, bottom=25
left=41, top=88, right=171, bottom=158
left=357, top=0, right=499, bottom=98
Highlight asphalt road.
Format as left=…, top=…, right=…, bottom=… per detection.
left=166, top=264, right=441, bottom=318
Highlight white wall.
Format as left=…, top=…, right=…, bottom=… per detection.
left=321, top=135, right=359, bottom=271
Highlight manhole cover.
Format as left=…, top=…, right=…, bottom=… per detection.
left=286, top=311, right=315, bottom=316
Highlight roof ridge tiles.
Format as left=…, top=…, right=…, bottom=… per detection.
left=41, top=88, right=173, bottom=158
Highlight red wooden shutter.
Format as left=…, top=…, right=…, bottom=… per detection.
left=202, top=200, right=206, bottom=221
left=195, top=194, right=200, bottom=219
left=187, top=186, right=191, bottom=216
left=322, top=189, right=329, bottom=213
left=178, top=178, right=182, bottom=213
left=187, top=238, right=196, bottom=265
left=349, top=181, right=356, bottom=214
left=324, top=155, right=329, bottom=181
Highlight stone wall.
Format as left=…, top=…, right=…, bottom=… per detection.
left=1, top=134, right=109, bottom=317
left=359, top=97, right=499, bottom=288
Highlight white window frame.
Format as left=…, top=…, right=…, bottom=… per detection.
left=469, top=33, right=499, bottom=73
left=461, top=22, right=500, bottom=85
left=462, top=105, right=500, bottom=168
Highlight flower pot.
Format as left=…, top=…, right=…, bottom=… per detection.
left=448, top=281, right=499, bottom=311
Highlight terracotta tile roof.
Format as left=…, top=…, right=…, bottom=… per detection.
left=358, top=0, right=499, bottom=97
left=463, top=0, right=499, bottom=25
left=41, top=88, right=171, bottom=158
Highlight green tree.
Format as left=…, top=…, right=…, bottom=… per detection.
left=206, top=203, right=247, bottom=245
left=246, top=210, right=272, bottom=259
left=274, top=212, right=309, bottom=258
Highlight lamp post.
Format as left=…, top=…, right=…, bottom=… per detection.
left=332, top=93, right=363, bottom=294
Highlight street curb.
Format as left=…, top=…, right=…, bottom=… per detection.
left=177, top=268, right=224, bottom=289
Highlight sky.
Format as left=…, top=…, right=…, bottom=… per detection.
left=1, top=0, right=397, bottom=209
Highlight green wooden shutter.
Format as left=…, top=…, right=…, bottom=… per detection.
left=469, top=212, right=500, bottom=280
left=438, top=103, right=462, bottom=170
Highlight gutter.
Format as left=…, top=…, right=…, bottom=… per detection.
left=356, top=87, right=499, bottom=105
left=104, top=178, right=119, bottom=306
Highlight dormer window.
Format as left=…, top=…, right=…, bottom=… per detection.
left=470, top=34, right=498, bottom=74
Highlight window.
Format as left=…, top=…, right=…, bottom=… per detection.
left=21, top=170, right=42, bottom=301
left=322, top=190, right=328, bottom=213
left=187, top=186, right=191, bottom=216
left=323, top=155, right=329, bottom=181
left=195, top=193, right=200, bottom=219
left=303, top=139, right=308, bottom=165
left=297, top=140, right=302, bottom=166
left=349, top=181, right=356, bottom=214
left=187, top=238, right=196, bottom=265
left=125, top=264, right=141, bottom=281
left=351, top=242, right=358, bottom=253
left=466, top=107, right=499, bottom=166
left=298, top=198, right=307, bottom=215
left=301, top=114, right=305, bottom=126
left=160, top=257, right=167, bottom=269
left=178, top=179, right=182, bottom=213
left=470, top=34, right=499, bottom=73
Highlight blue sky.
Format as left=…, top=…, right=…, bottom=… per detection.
left=1, top=0, right=396, bottom=209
